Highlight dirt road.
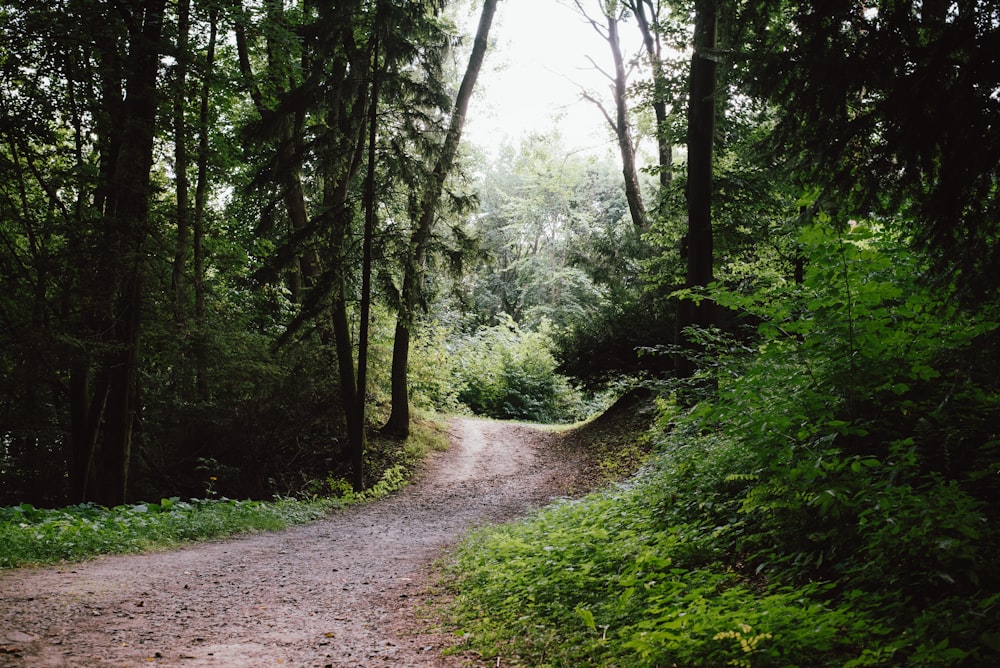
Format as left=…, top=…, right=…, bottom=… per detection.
left=0, top=418, right=585, bottom=667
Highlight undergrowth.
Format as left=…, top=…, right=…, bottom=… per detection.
left=0, top=416, right=447, bottom=569
left=445, top=225, right=1000, bottom=667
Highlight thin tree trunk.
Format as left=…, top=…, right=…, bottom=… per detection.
left=331, top=295, right=364, bottom=489
left=172, top=0, right=190, bottom=327
left=172, top=0, right=193, bottom=399
left=632, top=0, right=673, bottom=191
left=193, top=4, right=218, bottom=401
left=383, top=0, right=499, bottom=438
left=352, top=34, right=380, bottom=491
left=575, top=1, right=647, bottom=231
left=607, top=12, right=648, bottom=231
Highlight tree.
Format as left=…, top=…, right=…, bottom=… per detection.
left=739, top=0, right=1000, bottom=295
left=0, top=0, right=171, bottom=505
left=669, top=0, right=718, bottom=383
left=190, top=0, right=220, bottom=401
left=575, top=0, right=649, bottom=232
left=462, top=133, right=626, bottom=330
left=234, top=0, right=481, bottom=485
left=628, top=0, right=677, bottom=193
left=382, top=0, right=499, bottom=438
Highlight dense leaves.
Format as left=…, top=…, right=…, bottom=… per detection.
left=1, top=1, right=998, bottom=663
left=738, top=0, right=1000, bottom=295
left=442, top=5, right=1000, bottom=664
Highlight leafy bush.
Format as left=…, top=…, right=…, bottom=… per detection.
left=446, top=468, right=873, bottom=667
left=557, top=290, right=676, bottom=387
left=408, top=321, right=466, bottom=413
left=451, top=316, right=587, bottom=423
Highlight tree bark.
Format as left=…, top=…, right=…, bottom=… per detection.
left=576, top=1, right=647, bottom=232
left=686, top=0, right=716, bottom=291
left=675, top=0, right=717, bottom=381
left=193, top=4, right=218, bottom=401
left=94, top=0, right=167, bottom=505
left=172, top=0, right=191, bottom=328
left=351, top=33, right=380, bottom=491
left=172, top=0, right=193, bottom=397
left=383, top=0, right=498, bottom=438
left=607, top=12, right=648, bottom=232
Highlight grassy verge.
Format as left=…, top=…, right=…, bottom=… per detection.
left=0, top=415, right=449, bottom=569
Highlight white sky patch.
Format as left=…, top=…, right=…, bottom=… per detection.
left=463, top=0, right=640, bottom=158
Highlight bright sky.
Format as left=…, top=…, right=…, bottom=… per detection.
left=463, top=0, right=638, bottom=158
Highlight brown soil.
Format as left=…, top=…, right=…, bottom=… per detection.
left=0, top=417, right=607, bottom=668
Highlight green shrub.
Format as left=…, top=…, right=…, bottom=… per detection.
left=408, top=321, right=465, bottom=413
left=451, top=316, right=586, bottom=423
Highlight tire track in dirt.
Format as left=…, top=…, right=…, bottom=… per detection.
left=0, top=418, right=583, bottom=667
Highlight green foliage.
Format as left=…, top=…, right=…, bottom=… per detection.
left=461, top=132, right=633, bottom=331
left=407, top=321, right=465, bottom=414
left=0, top=458, right=416, bottom=570
left=450, top=316, right=588, bottom=423
left=739, top=1, right=1000, bottom=295
left=0, top=497, right=327, bottom=569
left=0, top=0, right=467, bottom=507
left=446, top=470, right=873, bottom=667
left=446, top=225, right=1000, bottom=667
left=557, top=291, right=675, bottom=387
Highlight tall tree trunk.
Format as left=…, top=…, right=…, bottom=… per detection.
left=383, top=0, right=499, bottom=438
left=352, top=34, right=380, bottom=490
left=675, top=0, right=716, bottom=381
left=323, top=42, right=371, bottom=490
left=62, top=46, right=103, bottom=501
left=172, top=0, right=191, bottom=327
left=172, top=0, right=193, bottom=397
left=193, top=4, right=218, bottom=401
left=95, top=0, right=167, bottom=505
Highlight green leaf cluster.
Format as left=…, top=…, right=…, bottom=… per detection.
left=449, top=316, right=588, bottom=423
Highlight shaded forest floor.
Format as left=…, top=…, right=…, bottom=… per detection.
left=0, top=397, right=654, bottom=667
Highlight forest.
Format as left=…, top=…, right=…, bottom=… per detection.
left=1, top=0, right=998, bottom=665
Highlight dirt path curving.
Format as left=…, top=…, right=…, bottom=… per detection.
left=0, top=418, right=586, bottom=667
